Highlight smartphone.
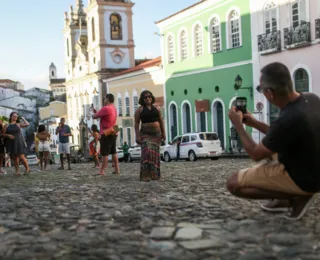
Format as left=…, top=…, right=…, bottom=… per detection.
left=235, top=97, right=247, bottom=114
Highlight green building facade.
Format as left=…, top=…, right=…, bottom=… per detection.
left=156, top=0, right=254, bottom=150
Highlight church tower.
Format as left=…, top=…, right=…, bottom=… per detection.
left=49, top=62, right=57, bottom=80
left=86, top=0, right=135, bottom=73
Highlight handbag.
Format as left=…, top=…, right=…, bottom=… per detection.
left=103, top=125, right=120, bottom=136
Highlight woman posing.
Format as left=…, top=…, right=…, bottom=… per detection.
left=89, top=124, right=100, bottom=168
left=36, top=125, right=51, bottom=170
left=134, top=90, right=166, bottom=181
left=0, top=119, right=14, bottom=174
left=3, top=112, right=30, bottom=175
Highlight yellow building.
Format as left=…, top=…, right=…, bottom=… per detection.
left=39, top=101, right=67, bottom=120
left=105, top=57, right=164, bottom=146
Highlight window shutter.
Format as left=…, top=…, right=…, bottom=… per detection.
left=93, top=96, right=100, bottom=110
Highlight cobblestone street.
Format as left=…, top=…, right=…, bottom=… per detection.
left=0, top=159, right=320, bottom=260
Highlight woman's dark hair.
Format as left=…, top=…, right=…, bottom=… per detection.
left=139, top=90, right=155, bottom=106
left=91, top=124, right=99, bottom=132
left=9, top=112, right=18, bottom=123
left=38, top=125, right=46, bottom=133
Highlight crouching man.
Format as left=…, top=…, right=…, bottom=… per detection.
left=227, top=62, right=320, bottom=220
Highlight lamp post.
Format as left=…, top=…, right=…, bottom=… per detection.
left=234, top=74, right=253, bottom=99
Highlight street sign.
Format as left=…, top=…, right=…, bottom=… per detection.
left=256, top=102, right=264, bottom=112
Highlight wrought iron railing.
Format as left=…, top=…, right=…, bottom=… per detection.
left=316, top=19, right=320, bottom=40
left=257, top=30, right=281, bottom=52
left=284, top=21, right=311, bottom=48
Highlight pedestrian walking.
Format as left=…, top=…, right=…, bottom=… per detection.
left=36, top=125, right=51, bottom=171
left=175, top=138, right=181, bottom=162
left=92, top=93, right=120, bottom=175
left=89, top=124, right=100, bottom=168
left=56, top=118, right=72, bottom=170
left=134, top=90, right=166, bottom=181
left=122, top=142, right=130, bottom=162
left=226, top=62, right=320, bottom=220
left=3, top=112, right=30, bottom=175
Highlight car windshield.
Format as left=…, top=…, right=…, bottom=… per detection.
left=199, top=133, right=218, bottom=140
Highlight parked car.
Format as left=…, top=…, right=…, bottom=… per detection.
left=108, top=149, right=124, bottom=162
left=162, top=132, right=222, bottom=162
left=26, top=154, right=39, bottom=166
left=128, top=145, right=141, bottom=162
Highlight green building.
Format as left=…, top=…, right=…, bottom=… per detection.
left=156, top=0, right=254, bottom=150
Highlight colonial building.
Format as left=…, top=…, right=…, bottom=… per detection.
left=156, top=0, right=254, bottom=150
left=22, top=87, right=52, bottom=106
left=0, top=85, right=20, bottom=101
left=251, top=0, right=320, bottom=133
left=105, top=57, right=164, bottom=146
left=49, top=63, right=66, bottom=97
left=0, top=79, right=24, bottom=91
left=63, top=0, right=136, bottom=145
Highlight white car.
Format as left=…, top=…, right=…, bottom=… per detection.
left=108, top=149, right=124, bottom=162
left=162, top=132, right=222, bottom=162
left=128, top=145, right=141, bottom=162
left=26, top=154, right=39, bottom=166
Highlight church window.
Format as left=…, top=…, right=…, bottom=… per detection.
left=194, top=23, right=203, bottom=56
left=92, top=18, right=96, bottom=42
left=110, top=13, right=122, bottom=40
left=52, top=71, right=55, bottom=77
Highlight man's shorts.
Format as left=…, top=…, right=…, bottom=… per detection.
left=38, top=141, right=50, bottom=152
left=100, top=135, right=117, bottom=156
left=58, top=143, right=70, bottom=154
left=0, top=145, right=5, bottom=156
left=238, top=159, right=313, bottom=196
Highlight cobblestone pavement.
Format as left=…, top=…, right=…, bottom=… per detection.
left=0, top=159, right=320, bottom=260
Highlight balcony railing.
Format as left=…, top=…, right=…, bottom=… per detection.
left=316, top=19, right=320, bottom=40
left=284, top=21, right=311, bottom=49
left=257, top=30, right=281, bottom=53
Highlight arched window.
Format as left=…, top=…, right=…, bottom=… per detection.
left=294, top=68, right=309, bottom=92
left=132, top=90, right=139, bottom=115
left=52, top=71, right=55, bottom=77
left=228, top=10, right=241, bottom=48
left=291, top=0, right=307, bottom=28
left=125, top=92, right=130, bottom=116
left=167, top=35, right=175, bottom=64
left=210, top=16, right=221, bottom=53
left=263, top=1, right=277, bottom=34
left=92, top=18, right=96, bottom=42
left=180, top=30, right=188, bottom=60
left=110, top=13, right=122, bottom=40
left=67, top=39, right=70, bottom=57
left=117, top=93, right=123, bottom=116
left=194, top=23, right=203, bottom=56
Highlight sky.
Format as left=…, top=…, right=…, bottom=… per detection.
left=0, top=0, right=198, bottom=90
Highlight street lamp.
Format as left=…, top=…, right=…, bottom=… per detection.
left=234, top=74, right=253, bottom=99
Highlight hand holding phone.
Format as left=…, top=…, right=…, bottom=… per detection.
left=235, top=97, right=247, bottom=114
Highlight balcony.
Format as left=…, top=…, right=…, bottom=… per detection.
left=316, top=19, right=320, bottom=41
left=257, top=30, right=281, bottom=54
left=284, top=21, right=311, bottom=49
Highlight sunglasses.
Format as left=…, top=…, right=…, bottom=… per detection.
left=144, top=95, right=152, bottom=99
left=256, top=85, right=274, bottom=93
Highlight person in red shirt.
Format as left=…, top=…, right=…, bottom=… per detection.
left=92, top=94, right=119, bottom=175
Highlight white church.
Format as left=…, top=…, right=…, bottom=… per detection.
left=63, top=0, right=136, bottom=146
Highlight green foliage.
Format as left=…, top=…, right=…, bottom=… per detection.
left=0, top=116, right=9, bottom=123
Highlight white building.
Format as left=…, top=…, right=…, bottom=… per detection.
left=64, top=0, right=136, bottom=145
left=0, top=79, right=24, bottom=91
left=0, top=86, right=20, bottom=101
left=0, top=106, right=13, bottom=119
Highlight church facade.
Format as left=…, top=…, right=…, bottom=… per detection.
left=63, top=0, right=135, bottom=146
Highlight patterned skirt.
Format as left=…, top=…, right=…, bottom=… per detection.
left=140, top=127, right=162, bottom=181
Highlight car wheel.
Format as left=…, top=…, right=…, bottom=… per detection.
left=164, top=152, right=171, bottom=162
left=128, top=154, right=133, bottom=162
left=188, top=150, right=197, bottom=162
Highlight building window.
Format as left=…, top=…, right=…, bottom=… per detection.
left=210, top=16, right=221, bottom=53
left=118, top=95, right=123, bottom=116
left=125, top=96, right=130, bottom=116
left=133, top=95, right=139, bottom=112
left=263, top=1, right=277, bottom=34
left=228, top=10, right=241, bottom=48
left=167, top=34, right=175, bottom=64
left=52, top=71, right=55, bottom=77
left=291, top=0, right=306, bottom=27
left=180, top=30, right=188, bottom=60
left=294, top=68, right=309, bottom=92
left=194, top=23, right=203, bottom=56
left=67, top=39, right=70, bottom=57
left=110, top=13, right=122, bottom=40
left=92, top=18, right=96, bottom=42
left=127, top=128, right=132, bottom=146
